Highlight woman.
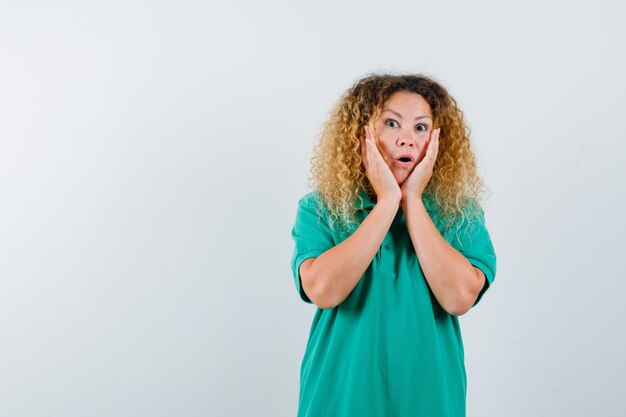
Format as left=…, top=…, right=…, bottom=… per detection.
left=290, top=73, right=497, bottom=416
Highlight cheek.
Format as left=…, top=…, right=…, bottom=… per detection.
left=378, top=145, right=395, bottom=163
left=418, top=137, right=432, bottom=160
left=417, top=131, right=430, bottom=147
left=375, top=132, right=395, bottom=156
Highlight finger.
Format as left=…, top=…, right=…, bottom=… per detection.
left=365, top=124, right=375, bottom=143
left=362, top=126, right=373, bottom=146
left=429, top=128, right=438, bottom=145
left=360, top=135, right=369, bottom=170
left=365, top=128, right=386, bottom=163
left=366, top=126, right=380, bottom=154
left=421, top=129, right=439, bottom=163
left=368, top=125, right=385, bottom=158
left=367, top=138, right=386, bottom=168
left=363, top=127, right=372, bottom=159
left=367, top=124, right=375, bottom=141
left=429, top=128, right=440, bottom=149
left=364, top=129, right=382, bottom=170
left=366, top=137, right=377, bottom=161
left=428, top=129, right=440, bottom=163
left=429, top=127, right=439, bottom=142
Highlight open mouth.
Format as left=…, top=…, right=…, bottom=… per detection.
left=394, top=155, right=414, bottom=168
left=396, top=154, right=414, bottom=163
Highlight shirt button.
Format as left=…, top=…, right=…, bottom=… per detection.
left=384, top=244, right=390, bottom=251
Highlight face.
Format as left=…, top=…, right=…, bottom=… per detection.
left=371, top=91, right=434, bottom=186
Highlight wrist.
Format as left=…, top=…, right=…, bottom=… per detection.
left=376, top=187, right=402, bottom=204
left=402, top=193, right=424, bottom=210
left=376, top=194, right=401, bottom=211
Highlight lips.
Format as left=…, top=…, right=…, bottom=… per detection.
left=395, top=154, right=414, bottom=162
left=393, top=153, right=415, bottom=169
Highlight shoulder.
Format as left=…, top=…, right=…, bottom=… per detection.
left=297, top=191, right=333, bottom=212
left=296, top=191, right=331, bottom=220
left=298, top=191, right=322, bottom=206
left=461, top=197, right=486, bottom=224
left=422, top=193, right=483, bottom=215
left=421, top=193, right=438, bottom=213
left=426, top=195, right=488, bottom=242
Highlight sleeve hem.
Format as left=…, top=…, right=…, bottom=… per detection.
left=291, top=249, right=325, bottom=304
left=468, top=258, right=495, bottom=285
left=467, top=258, right=495, bottom=308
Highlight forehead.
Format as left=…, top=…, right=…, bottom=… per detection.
left=382, top=91, right=432, bottom=116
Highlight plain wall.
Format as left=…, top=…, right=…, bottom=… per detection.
left=1, top=0, right=625, bottom=416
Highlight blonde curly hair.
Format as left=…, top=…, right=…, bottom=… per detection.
left=309, top=73, right=489, bottom=238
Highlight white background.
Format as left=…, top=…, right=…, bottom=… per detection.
left=1, top=1, right=625, bottom=416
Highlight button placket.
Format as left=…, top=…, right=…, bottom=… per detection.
left=375, top=235, right=396, bottom=272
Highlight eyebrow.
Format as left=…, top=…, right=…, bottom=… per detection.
left=383, top=108, right=432, bottom=121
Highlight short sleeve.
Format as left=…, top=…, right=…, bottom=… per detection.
left=444, top=202, right=497, bottom=308
left=290, top=193, right=336, bottom=304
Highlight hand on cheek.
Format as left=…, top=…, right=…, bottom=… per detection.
left=400, top=128, right=440, bottom=201
left=361, top=126, right=402, bottom=204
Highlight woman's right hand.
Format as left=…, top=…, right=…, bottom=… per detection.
left=361, top=125, right=401, bottom=204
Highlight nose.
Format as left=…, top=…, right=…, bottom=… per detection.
left=396, top=126, right=417, bottom=147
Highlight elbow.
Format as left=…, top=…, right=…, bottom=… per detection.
left=442, top=294, right=473, bottom=316
left=316, top=298, right=339, bottom=310
left=445, top=301, right=471, bottom=317
left=301, top=263, right=340, bottom=310
left=309, top=279, right=341, bottom=309
left=306, top=281, right=340, bottom=310
left=444, top=271, right=485, bottom=316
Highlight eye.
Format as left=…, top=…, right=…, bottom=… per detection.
left=415, top=123, right=428, bottom=132
left=385, top=119, right=399, bottom=128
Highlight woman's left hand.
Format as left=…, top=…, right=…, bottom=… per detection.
left=401, top=128, right=440, bottom=201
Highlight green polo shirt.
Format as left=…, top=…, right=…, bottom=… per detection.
left=290, top=190, right=496, bottom=417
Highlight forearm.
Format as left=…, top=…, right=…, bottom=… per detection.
left=308, top=198, right=399, bottom=308
left=402, top=195, right=482, bottom=316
